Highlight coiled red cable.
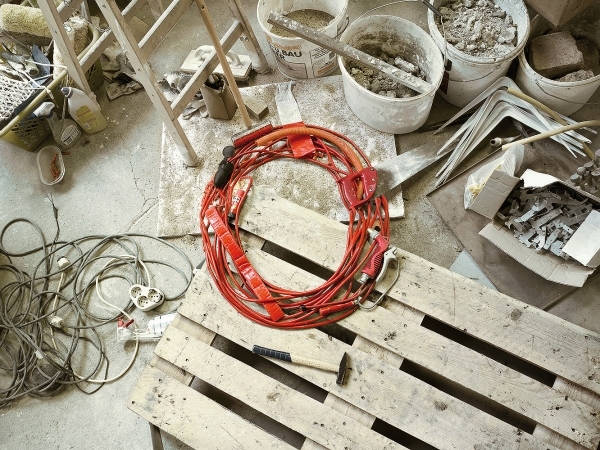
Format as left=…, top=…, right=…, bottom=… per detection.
left=200, top=124, right=389, bottom=329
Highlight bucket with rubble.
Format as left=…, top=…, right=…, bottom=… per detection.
left=427, top=0, right=529, bottom=108
left=337, top=15, right=444, bottom=134
left=515, top=10, right=600, bottom=116
left=256, top=0, right=348, bottom=79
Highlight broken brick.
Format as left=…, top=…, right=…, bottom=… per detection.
left=529, top=31, right=584, bottom=79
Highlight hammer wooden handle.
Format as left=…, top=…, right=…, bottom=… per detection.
left=290, top=355, right=339, bottom=373
left=252, top=345, right=337, bottom=372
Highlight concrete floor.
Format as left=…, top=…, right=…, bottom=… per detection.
left=0, top=1, right=599, bottom=449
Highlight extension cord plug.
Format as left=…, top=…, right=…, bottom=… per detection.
left=129, top=284, right=164, bottom=311
left=57, top=256, right=70, bottom=269
left=49, top=316, right=63, bottom=328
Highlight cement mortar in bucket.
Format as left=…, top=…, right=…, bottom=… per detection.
left=257, top=0, right=348, bottom=79
left=516, top=10, right=600, bottom=116
left=427, top=0, right=529, bottom=108
left=337, top=15, right=444, bottom=134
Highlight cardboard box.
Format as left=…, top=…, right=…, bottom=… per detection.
left=476, top=170, right=599, bottom=287
left=468, top=169, right=520, bottom=220
left=479, top=222, right=594, bottom=286
left=563, top=210, right=600, bottom=268
left=525, top=0, right=598, bottom=26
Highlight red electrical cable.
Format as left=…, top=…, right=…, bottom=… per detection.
left=199, top=123, right=390, bottom=329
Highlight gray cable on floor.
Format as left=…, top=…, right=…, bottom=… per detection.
left=0, top=201, right=194, bottom=408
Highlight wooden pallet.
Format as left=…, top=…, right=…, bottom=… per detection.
left=129, top=186, right=600, bottom=450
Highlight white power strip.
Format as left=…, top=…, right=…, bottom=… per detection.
left=129, top=284, right=164, bottom=311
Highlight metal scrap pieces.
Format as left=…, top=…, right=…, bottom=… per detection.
left=566, top=149, right=600, bottom=196
left=496, top=185, right=595, bottom=260
left=432, top=77, right=592, bottom=187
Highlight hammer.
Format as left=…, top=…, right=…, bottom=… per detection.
left=252, top=345, right=348, bottom=385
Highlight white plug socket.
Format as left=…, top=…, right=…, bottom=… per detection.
left=129, top=284, right=164, bottom=311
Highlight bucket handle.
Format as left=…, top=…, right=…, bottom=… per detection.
left=354, top=0, right=440, bottom=22
left=335, top=16, right=350, bottom=38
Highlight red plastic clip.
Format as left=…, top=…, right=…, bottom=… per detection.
left=284, top=122, right=317, bottom=158
left=118, top=318, right=134, bottom=328
left=205, top=206, right=285, bottom=322
left=319, top=301, right=356, bottom=316
left=338, top=167, right=378, bottom=208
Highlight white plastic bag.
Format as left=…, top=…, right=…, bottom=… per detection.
left=464, top=144, right=524, bottom=209
left=275, top=81, right=303, bottom=124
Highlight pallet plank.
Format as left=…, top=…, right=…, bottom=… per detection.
left=130, top=366, right=293, bottom=449
left=131, top=188, right=600, bottom=449
left=352, top=335, right=405, bottom=370
left=533, top=426, right=588, bottom=450
left=343, top=306, right=600, bottom=449
left=178, top=271, right=557, bottom=450
left=239, top=188, right=347, bottom=269
left=237, top=187, right=600, bottom=396
left=150, top=355, right=193, bottom=386
left=155, top=326, right=406, bottom=450
left=245, top=246, right=600, bottom=449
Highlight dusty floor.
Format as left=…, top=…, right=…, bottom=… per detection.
left=1, top=0, right=599, bottom=449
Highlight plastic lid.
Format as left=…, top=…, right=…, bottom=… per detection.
left=61, top=87, right=73, bottom=98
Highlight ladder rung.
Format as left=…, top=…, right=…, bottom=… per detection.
left=81, top=30, right=110, bottom=71
left=61, top=0, right=144, bottom=22
left=171, top=20, right=242, bottom=117
left=58, top=0, right=84, bottom=22
left=122, top=0, right=148, bottom=21
left=139, top=0, right=195, bottom=59
left=80, top=0, right=146, bottom=72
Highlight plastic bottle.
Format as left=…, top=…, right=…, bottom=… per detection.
left=33, top=102, right=82, bottom=149
left=61, top=87, right=107, bottom=134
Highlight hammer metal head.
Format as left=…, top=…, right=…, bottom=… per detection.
left=336, top=352, right=348, bottom=385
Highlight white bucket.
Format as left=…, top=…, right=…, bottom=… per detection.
left=516, top=12, right=600, bottom=116
left=427, top=0, right=529, bottom=107
left=256, top=0, right=348, bottom=79
left=338, top=15, right=444, bottom=134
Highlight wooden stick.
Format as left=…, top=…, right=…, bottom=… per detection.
left=196, top=0, right=252, bottom=128
left=267, top=12, right=433, bottom=95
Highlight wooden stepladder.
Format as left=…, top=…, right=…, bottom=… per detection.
left=37, top=0, right=164, bottom=96
left=93, top=0, right=269, bottom=166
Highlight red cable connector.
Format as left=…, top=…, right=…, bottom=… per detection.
left=359, top=229, right=389, bottom=285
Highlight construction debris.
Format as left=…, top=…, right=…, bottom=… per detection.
left=347, top=55, right=427, bottom=99
left=496, top=184, right=596, bottom=261
left=242, top=93, right=269, bottom=120
left=566, top=150, right=600, bottom=196
left=529, top=31, right=584, bottom=79
left=269, top=9, right=333, bottom=37
left=558, top=69, right=595, bottom=82
left=435, top=0, right=516, bottom=57
left=159, top=71, right=205, bottom=119
left=101, top=42, right=144, bottom=100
